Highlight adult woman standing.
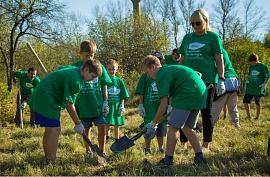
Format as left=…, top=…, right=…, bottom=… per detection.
left=178, top=8, right=225, bottom=151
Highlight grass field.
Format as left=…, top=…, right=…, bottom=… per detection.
left=0, top=96, right=270, bottom=176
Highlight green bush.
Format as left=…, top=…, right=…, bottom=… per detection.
left=0, top=82, right=17, bottom=122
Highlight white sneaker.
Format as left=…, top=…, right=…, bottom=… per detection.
left=201, top=146, right=210, bottom=153
left=235, top=123, right=241, bottom=128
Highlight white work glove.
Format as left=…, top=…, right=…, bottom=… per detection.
left=138, top=104, right=146, bottom=117
left=167, top=105, right=172, bottom=120
left=146, top=121, right=158, bottom=134
left=259, top=83, right=266, bottom=91
left=15, top=82, right=20, bottom=88
left=21, top=101, right=27, bottom=109
left=118, top=104, right=125, bottom=116
left=73, top=122, right=84, bottom=134
left=102, top=101, right=109, bottom=116
left=216, top=79, right=226, bottom=96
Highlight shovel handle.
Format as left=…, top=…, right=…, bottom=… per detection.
left=82, top=132, right=104, bottom=157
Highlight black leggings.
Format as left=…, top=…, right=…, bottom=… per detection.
left=180, top=84, right=215, bottom=142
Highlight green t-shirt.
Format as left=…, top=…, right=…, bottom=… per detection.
left=156, top=65, right=207, bottom=110
left=14, top=70, right=40, bottom=94
left=223, top=49, right=238, bottom=78
left=164, top=54, right=179, bottom=65
left=105, top=76, right=130, bottom=125
left=28, top=66, right=83, bottom=119
left=178, top=31, right=223, bottom=84
left=245, top=62, right=270, bottom=96
left=135, top=73, right=167, bottom=126
left=72, top=60, right=112, bottom=118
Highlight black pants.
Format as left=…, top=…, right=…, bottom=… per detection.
left=14, top=91, right=34, bottom=126
left=180, top=84, right=215, bottom=142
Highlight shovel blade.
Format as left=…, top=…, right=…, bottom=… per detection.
left=110, top=135, right=136, bottom=153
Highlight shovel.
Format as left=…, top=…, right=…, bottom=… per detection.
left=82, top=132, right=104, bottom=157
left=110, top=112, right=171, bottom=153
left=82, top=132, right=107, bottom=166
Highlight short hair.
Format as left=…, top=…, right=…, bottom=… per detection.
left=190, top=8, right=211, bottom=31
left=142, top=55, right=161, bottom=68
left=81, top=59, right=102, bottom=77
left=80, top=40, right=97, bottom=53
left=28, top=67, right=37, bottom=73
left=172, top=48, right=179, bottom=55
left=106, top=59, right=118, bottom=67
left=248, top=54, right=259, bottom=62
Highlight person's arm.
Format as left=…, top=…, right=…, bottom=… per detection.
left=152, top=96, right=168, bottom=124
left=66, top=102, right=81, bottom=125
left=102, top=85, right=108, bottom=101
left=139, top=94, right=144, bottom=104
left=178, top=55, right=185, bottom=65
left=215, top=53, right=224, bottom=78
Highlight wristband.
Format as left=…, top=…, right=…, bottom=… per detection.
left=218, top=77, right=225, bottom=81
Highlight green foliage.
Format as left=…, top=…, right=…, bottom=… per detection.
left=0, top=82, right=16, bottom=121
left=227, top=38, right=270, bottom=91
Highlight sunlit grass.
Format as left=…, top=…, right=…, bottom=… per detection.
left=0, top=97, right=270, bottom=175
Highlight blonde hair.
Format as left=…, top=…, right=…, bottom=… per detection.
left=190, top=8, right=211, bottom=31
left=106, top=59, right=118, bottom=67
left=80, top=40, right=97, bottom=53
left=142, top=55, right=161, bottom=68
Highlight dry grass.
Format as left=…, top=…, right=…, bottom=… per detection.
left=1, top=96, right=270, bottom=176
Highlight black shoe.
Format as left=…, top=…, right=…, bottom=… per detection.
left=144, top=148, right=151, bottom=155
left=194, top=156, right=207, bottom=164
left=159, top=158, right=173, bottom=167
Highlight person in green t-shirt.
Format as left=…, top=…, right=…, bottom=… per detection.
left=178, top=8, right=225, bottom=152
left=164, top=48, right=180, bottom=65
left=11, top=67, right=41, bottom=127
left=143, top=55, right=208, bottom=166
left=104, top=59, right=129, bottom=143
left=28, top=59, right=102, bottom=163
left=211, top=49, right=241, bottom=128
left=243, top=54, right=270, bottom=120
left=135, top=51, right=168, bottom=155
left=71, top=40, right=112, bottom=157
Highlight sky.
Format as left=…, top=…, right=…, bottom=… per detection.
left=61, top=0, right=270, bottom=39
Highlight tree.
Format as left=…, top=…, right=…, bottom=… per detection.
left=0, top=0, right=65, bottom=91
left=242, top=0, right=266, bottom=39
left=212, top=0, right=242, bottom=45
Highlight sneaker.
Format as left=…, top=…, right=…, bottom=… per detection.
left=235, top=122, right=241, bottom=128
left=159, top=158, right=173, bottom=167
left=159, top=148, right=165, bottom=153
left=144, top=148, right=151, bottom=155
left=194, top=156, right=207, bottom=164
left=85, top=151, right=93, bottom=157
left=201, top=146, right=210, bottom=153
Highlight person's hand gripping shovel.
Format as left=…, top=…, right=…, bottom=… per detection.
left=110, top=112, right=171, bottom=154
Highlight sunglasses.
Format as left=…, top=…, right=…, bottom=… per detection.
left=190, top=21, right=201, bottom=27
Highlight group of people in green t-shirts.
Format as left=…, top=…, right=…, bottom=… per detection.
left=11, top=7, right=269, bottom=167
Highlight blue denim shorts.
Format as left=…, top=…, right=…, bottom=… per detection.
left=80, top=113, right=107, bottom=128
left=34, top=112, right=60, bottom=127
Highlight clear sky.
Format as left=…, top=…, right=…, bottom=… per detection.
left=61, top=0, right=270, bottom=39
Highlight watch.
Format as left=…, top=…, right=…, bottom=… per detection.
left=218, top=77, right=225, bottom=81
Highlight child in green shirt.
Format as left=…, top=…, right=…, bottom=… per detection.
left=243, top=53, right=270, bottom=120
left=105, top=59, right=129, bottom=142
left=143, top=55, right=207, bottom=166
left=28, top=59, right=102, bottom=163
